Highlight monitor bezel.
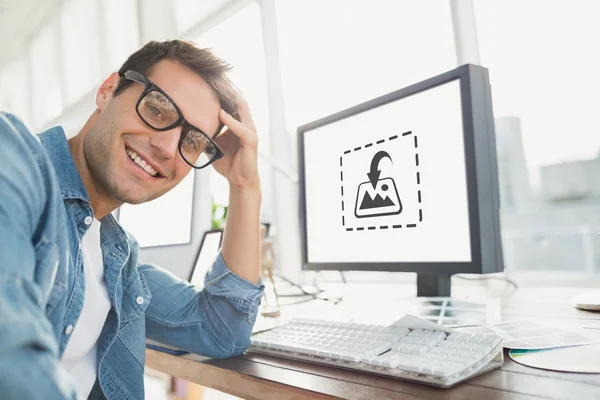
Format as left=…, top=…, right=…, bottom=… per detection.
left=297, top=64, right=501, bottom=275
left=188, top=229, right=224, bottom=282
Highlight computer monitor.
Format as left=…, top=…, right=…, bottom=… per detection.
left=297, top=64, right=503, bottom=297
left=188, top=229, right=223, bottom=288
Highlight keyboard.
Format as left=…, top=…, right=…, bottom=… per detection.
left=249, top=315, right=504, bottom=388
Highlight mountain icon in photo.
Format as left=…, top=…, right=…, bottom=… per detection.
left=359, top=190, right=395, bottom=210
left=354, top=178, right=402, bottom=218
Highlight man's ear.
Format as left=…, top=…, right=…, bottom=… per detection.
left=96, top=72, right=121, bottom=110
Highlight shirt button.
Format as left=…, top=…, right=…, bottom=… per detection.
left=136, top=296, right=144, bottom=305
left=65, top=324, right=74, bottom=335
left=84, top=216, right=93, bottom=225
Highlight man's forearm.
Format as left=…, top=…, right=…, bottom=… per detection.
left=220, top=184, right=262, bottom=284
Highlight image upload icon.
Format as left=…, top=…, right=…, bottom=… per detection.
left=354, top=150, right=403, bottom=218
left=340, top=130, right=423, bottom=232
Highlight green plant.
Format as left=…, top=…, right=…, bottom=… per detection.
left=212, top=198, right=228, bottom=229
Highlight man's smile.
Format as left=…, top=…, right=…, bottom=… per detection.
left=125, top=145, right=163, bottom=179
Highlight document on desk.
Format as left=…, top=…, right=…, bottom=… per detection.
left=458, top=320, right=599, bottom=350
left=391, top=314, right=454, bottom=334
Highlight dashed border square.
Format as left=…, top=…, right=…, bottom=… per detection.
left=340, top=130, right=422, bottom=231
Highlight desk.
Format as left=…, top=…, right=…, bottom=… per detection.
left=146, top=285, right=600, bottom=399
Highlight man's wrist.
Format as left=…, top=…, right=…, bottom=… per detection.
left=229, top=185, right=262, bottom=205
left=229, top=180, right=261, bottom=199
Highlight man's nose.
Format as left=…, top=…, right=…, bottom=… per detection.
left=149, top=127, right=181, bottom=160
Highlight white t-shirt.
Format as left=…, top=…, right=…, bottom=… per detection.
left=61, top=218, right=111, bottom=398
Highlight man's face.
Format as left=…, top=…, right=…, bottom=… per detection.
left=84, top=59, right=221, bottom=204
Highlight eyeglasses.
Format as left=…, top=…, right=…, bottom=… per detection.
left=122, top=70, right=224, bottom=169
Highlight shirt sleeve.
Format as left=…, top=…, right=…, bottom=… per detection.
left=141, top=251, right=264, bottom=358
left=0, top=112, right=80, bottom=399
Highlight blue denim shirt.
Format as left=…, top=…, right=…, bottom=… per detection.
left=0, top=112, right=264, bottom=400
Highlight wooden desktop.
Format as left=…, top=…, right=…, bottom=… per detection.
left=146, top=282, right=600, bottom=399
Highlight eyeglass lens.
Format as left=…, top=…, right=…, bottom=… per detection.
left=138, top=90, right=218, bottom=167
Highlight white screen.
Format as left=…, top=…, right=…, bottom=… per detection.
left=303, top=80, right=471, bottom=263
left=119, top=172, right=194, bottom=248
left=190, top=231, right=223, bottom=288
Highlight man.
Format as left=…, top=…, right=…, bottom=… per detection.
left=0, top=40, right=264, bottom=399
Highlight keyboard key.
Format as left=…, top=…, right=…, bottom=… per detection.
left=465, top=350, right=484, bottom=361
left=483, top=335, right=502, bottom=347
left=382, top=358, right=400, bottom=368
left=396, top=355, right=425, bottom=372
left=365, top=357, right=381, bottom=366
left=400, top=344, right=414, bottom=354
left=391, top=327, right=410, bottom=337
left=342, top=352, right=362, bottom=362
left=373, top=341, right=393, bottom=355
left=410, top=345, right=429, bottom=355
left=409, top=328, right=423, bottom=337
left=432, top=331, right=447, bottom=342
left=473, top=343, right=493, bottom=352
left=429, top=347, right=446, bottom=354
left=420, top=330, right=434, bottom=338
left=401, top=336, right=418, bottom=344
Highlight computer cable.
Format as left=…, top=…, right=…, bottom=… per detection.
left=271, top=273, right=345, bottom=305
left=272, top=274, right=322, bottom=297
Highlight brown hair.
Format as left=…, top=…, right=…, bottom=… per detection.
left=113, top=39, right=239, bottom=121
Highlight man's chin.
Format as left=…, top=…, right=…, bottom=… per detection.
left=118, top=187, right=169, bottom=205
left=108, top=183, right=155, bottom=205
left=118, top=192, right=159, bottom=205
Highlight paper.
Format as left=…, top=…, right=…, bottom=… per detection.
left=391, top=314, right=454, bottom=334
left=459, top=320, right=598, bottom=350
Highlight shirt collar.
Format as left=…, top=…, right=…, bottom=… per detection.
left=38, top=125, right=131, bottom=257
left=38, top=126, right=90, bottom=202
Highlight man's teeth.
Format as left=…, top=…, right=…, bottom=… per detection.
left=126, top=148, right=159, bottom=177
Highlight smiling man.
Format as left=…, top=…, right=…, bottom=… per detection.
left=0, top=40, right=264, bottom=400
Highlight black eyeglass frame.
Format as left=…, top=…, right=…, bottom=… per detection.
left=122, top=70, right=225, bottom=169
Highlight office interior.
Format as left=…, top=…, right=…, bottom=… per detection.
left=1, top=0, right=600, bottom=399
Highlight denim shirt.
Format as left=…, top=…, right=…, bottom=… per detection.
left=0, top=112, right=264, bottom=400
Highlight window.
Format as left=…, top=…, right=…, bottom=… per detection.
left=0, top=57, right=31, bottom=123
left=275, top=0, right=457, bottom=136
left=118, top=172, right=195, bottom=248
left=474, top=0, right=600, bottom=274
left=103, top=0, right=140, bottom=73
left=174, top=0, right=225, bottom=34
left=30, top=18, right=63, bottom=129
left=60, top=0, right=102, bottom=106
left=192, top=3, right=270, bottom=208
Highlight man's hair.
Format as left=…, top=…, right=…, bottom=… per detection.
left=113, top=39, right=239, bottom=121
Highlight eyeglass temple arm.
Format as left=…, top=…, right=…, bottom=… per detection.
left=123, top=70, right=148, bottom=85
left=214, top=122, right=225, bottom=138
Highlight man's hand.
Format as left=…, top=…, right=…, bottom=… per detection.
left=212, top=92, right=260, bottom=190
left=211, top=90, right=262, bottom=284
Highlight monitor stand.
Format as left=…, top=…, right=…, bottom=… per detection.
left=396, top=273, right=500, bottom=327
left=417, top=273, right=451, bottom=297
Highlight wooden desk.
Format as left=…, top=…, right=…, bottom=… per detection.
left=146, top=285, right=600, bottom=399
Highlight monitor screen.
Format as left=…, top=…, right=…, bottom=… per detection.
left=189, top=230, right=223, bottom=288
left=302, top=79, right=472, bottom=264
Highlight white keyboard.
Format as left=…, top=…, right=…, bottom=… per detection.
left=249, top=317, right=504, bottom=388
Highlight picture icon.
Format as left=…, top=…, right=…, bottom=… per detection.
left=354, top=151, right=403, bottom=218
